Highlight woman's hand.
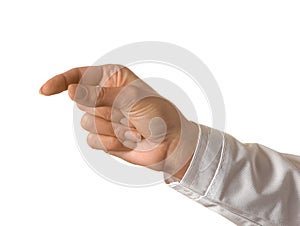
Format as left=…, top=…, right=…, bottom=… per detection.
left=40, top=65, right=199, bottom=179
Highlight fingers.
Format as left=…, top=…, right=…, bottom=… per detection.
left=81, top=113, right=141, bottom=142
left=88, top=134, right=166, bottom=168
left=68, top=84, right=122, bottom=107
left=77, top=104, right=122, bottom=121
left=40, top=67, right=87, bottom=95
left=39, top=65, right=137, bottom=96
left=87, top=133, right=135, bottom=152
left=86, top=133, right=146, bottom=167
left=77, top=104, right=135, bottom=127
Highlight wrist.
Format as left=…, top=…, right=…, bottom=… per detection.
left=163, top=121, right=200, bottom=181
left=172, top=155, right=193, bottom=180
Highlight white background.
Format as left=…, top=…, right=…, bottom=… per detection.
left=1, top=1, right=300, bottom=225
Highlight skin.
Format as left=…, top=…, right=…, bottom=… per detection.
left=40, top=65, right=199, bottom=180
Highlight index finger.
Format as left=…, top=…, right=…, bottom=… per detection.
left=39, top=67, right=88, bottom=96
left=40, top=65, right=126, bottom=96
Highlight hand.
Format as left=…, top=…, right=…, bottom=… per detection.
left=40, top=65, right=199, bottom=179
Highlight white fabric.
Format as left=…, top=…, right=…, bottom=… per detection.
left=168, top=125, right=300, bottom=226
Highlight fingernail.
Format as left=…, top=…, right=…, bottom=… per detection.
left=75, top=85, right=87, bottom=100
left=125, top=131, right=141, bottom=142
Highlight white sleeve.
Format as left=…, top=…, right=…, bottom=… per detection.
left=168, top=125, right=300, bottom=226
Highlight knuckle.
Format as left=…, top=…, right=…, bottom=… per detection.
left=103, top=64, right=125, bottom=76
left=76, top=103, right=85, bottom=111
left=95, top=107, right=107, bottom=119
left=87, top=133, right=96, bottom=148
left=80, top=113, right=88, bottom=127
left=111, top=108, right=121, bottom=122
left=103, top=64, right=132, bottom=81
left=96, top=87, right=105, bottom=105
left=68, top=67, right=79, bottom=74
left=102, top=107, right=112, bottom=120
left=113, top=125, right=124, bottom=140
left=119, top=65, right=129, bottom=73
left=81, top=113, right=92, bottom=129
left=107, top=137, right=120, bottom=151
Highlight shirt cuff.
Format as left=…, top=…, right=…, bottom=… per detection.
left=167, top=125, right=225, bottom=198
